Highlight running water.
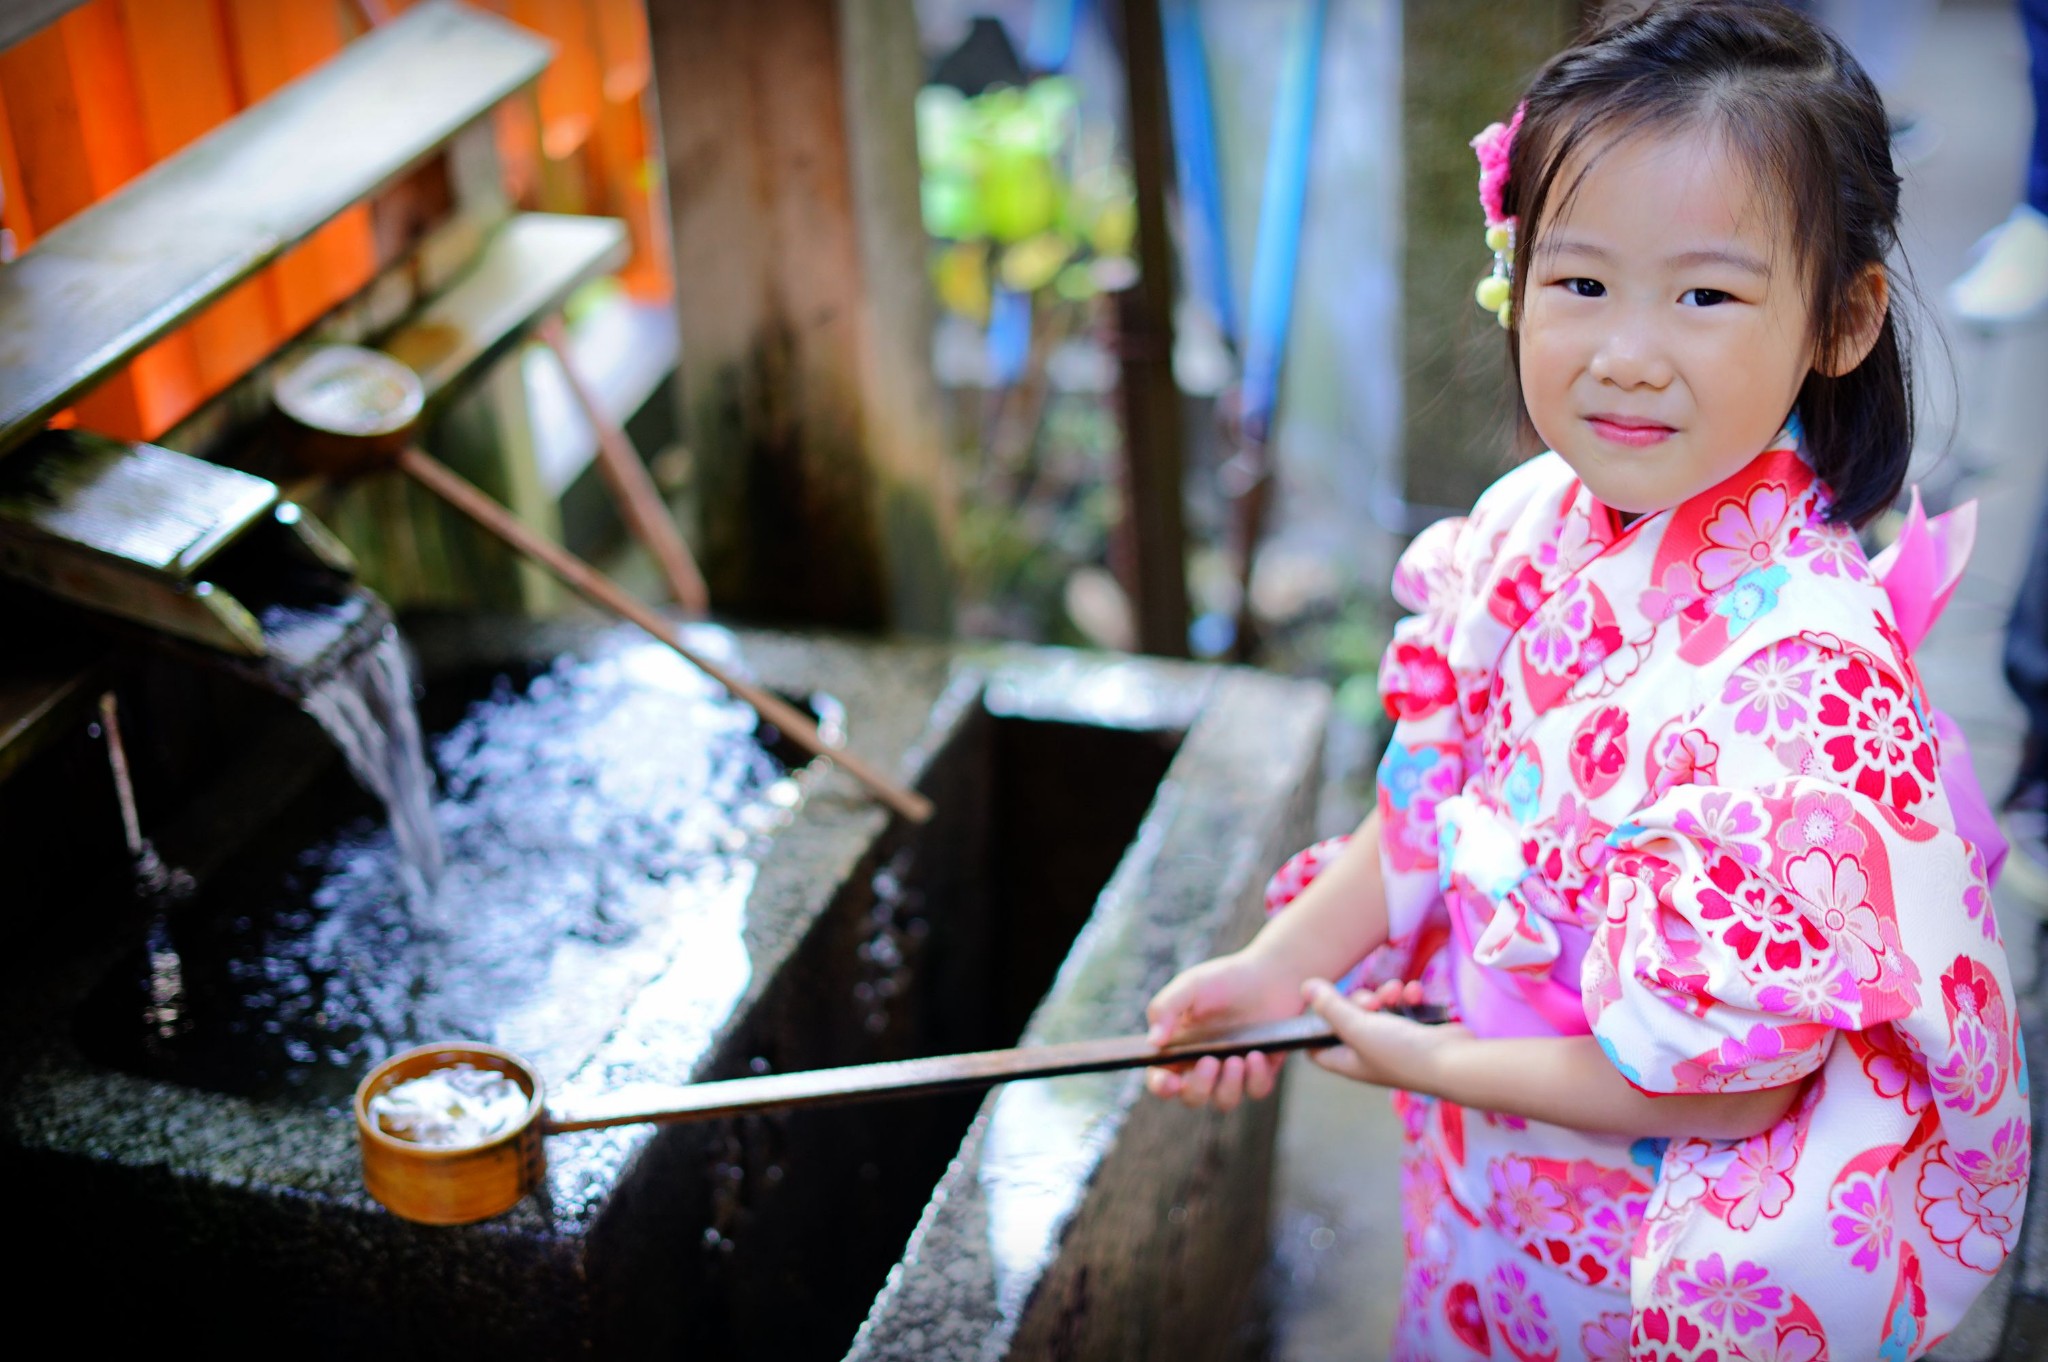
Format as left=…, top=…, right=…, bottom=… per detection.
left=249, top=584, right=445, bottom=894
left=298, top=620, right=444, bottom=893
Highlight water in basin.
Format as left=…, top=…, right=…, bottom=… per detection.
left=76, top=628, right=806, bottom=1105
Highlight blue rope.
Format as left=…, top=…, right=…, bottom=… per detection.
left=1239, top=0, right=1327, bottom=439
left=1025, top=0, right=1089, bottom=74
left=1161, top=0, right=1238, bottom=348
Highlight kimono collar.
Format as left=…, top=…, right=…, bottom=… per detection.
left=1567, top=419, right=1819, bottom=572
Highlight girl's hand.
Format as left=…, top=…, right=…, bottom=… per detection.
left=1302, top=978, right=1467, bottom=1088
left=1144, top=948, right=1303, bottom=1112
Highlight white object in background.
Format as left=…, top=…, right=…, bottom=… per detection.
left=1949, top=204, right=2048, bottom=329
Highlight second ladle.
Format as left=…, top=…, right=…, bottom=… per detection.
left=354, top=1005, right=1448, bottom=1225
left=272, top=345, right=932, bottom=824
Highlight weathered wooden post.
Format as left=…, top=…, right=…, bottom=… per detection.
left=1400, top=0, right=1580, bottom=522
left=1110, top=0, right=1192, bottom=658
left=647, top=0, right=954, bottom=633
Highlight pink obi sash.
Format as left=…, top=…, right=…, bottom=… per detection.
left=1872, top=491, right=2008, bottom=883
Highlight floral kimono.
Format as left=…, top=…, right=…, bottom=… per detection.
left=1270, top=427, right=2029, bottom=1360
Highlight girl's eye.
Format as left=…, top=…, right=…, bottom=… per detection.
left=1562, top=278, right=1605, bottom=298
left=1681, top=288, right=1733, bottom=307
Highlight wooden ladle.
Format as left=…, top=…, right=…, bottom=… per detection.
left=272, top=345, right=932, bottom=824
left=353, top=1005, right=1447, bottom=1225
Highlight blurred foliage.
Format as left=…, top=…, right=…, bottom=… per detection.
left=916, top=78, right=1136, bottom=324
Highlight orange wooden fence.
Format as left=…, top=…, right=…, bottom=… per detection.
left=0, top=0, right=670, bottom=443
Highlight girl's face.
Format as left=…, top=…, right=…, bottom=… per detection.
left=1518, top=126, right=1815, bottom=517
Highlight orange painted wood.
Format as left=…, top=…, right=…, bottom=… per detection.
left=508, top=0, right=603, bottom=161
left=590, top=86, right=669, bottom=300
left=0, top=2, right=202, bottom=438
left=222, top=0, right=377, bottom=334
left=591, top=0, right=648, bottom=101
left=119, top=0, right=282, bottom=392
left=0, top=72, right=37, bottom=252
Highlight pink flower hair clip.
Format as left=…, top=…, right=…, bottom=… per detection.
left=1471, top=103, right=1523, bottom=329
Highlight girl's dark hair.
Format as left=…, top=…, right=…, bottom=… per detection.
left=1504, top=0, right=1911, bottom=528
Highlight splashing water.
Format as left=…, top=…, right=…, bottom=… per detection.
left=77, top=629, right=807, bottom=1104
left=298, top=620, right=444, bottom=893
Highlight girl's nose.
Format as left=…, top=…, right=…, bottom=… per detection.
left=1588, top=319, right=1673, bottom=390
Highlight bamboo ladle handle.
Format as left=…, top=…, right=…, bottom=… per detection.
left=396, top=445, right=933, bottom=824
left=534, top=316, right=710, bottom=617
left=543, top=1005, right=1449, bottom=1133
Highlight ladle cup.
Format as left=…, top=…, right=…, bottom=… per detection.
left=354, top=1005, right=1447, bottom=1224
left=271, top=345, right=932, bottom=824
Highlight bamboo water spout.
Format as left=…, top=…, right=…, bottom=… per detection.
left=272, top=346, right=932, bottom=824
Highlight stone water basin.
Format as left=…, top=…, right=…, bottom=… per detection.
left=1, top=620, right=1326, bottom=1358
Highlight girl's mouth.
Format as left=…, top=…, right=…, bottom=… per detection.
left=1586, top=415, right=1676, bottom=448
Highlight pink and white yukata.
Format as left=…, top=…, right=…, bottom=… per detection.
left=1268, top=427, right=2029, bottom=1360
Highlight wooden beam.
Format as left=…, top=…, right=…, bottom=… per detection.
left=1110, top=0, right=1190, bottom=657
left=0, top=0, right=88, bottom=55
left=0, top=0, right=550, bottom=459
left=647, top=0, right=953, bottom=633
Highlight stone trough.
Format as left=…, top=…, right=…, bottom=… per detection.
left=0, top=620, right=1326, bottom=1358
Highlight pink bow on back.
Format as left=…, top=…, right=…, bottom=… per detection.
left=1870, top=488, right=2007, bottom=882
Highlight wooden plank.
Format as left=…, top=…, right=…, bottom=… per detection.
left=118, top=0, right=283, bottom=393
left=0, top=0, right=89, bottom=54
left=0, top=0, right=551, bottom=459
left=381, top=212, right=627, bottom=403
left=1110, top=0, right=1191, bottom=657
left=649, top=0, right=953, bottom=633
left=0, top=642, right=110, bottom=787
left=0, top=3, right=206, bottom=439
left=221, top=0, right=378, bottom=334
left=320, top=212, right=621, bottom=614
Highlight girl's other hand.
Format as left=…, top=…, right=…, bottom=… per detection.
left=1303, top=978, right=1465, bottom=1088
left=1143, top=949, right=1303, bottom=1112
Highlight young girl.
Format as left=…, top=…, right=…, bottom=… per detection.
left=1144, top=4, right=2030, bottom=1358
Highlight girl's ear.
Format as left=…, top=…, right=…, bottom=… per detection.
left=1815, top=264, right=1889, bottom=377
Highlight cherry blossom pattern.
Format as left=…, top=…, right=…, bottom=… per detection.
left=1674, top=790, right=1773, bottom=869
left=1851, top=1024, right=1932, bottom=1116
left=1916, top=1121, right=2028, bottom=1272
left=1786, top=518, right=1873, bottom=581
left=1569, top=706, right=1630, bottom=797
left=1492, top=557, right=1547, bottom=629
left=1695, top=483, right=1796, bottom=591
left=1828, top=1165, right=1896, bottom=1272
left=1931, top=956, right=2011, bottom=1116
left=1771, top=788, right=1867, bottom=861
left=1691, top=852, right=1828, bottom=974
left=1523, top=577, right=1599, bottom=677
left=1385, top=638, right=1457, bottom=720
left=1710, top=1124, right=1801, bottom=1231
left=1579, top=1311, right=1631, bottom=1362
left=1487, top=1260, right=1558, bottom=1362
left=1814, top=653, right=1938, bottom=810
left=1723, top=640, right=1815, bottom=735
left=1487, top=1155, right=1577, bottom=1243
left=1671, top=1253, right=1786, bottom=1335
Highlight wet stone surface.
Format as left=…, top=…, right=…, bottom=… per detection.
left=0, top=625, right=1328, bottom=1358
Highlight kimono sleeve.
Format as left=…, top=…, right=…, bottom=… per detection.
left=1374, top=514, right=1473, bottom=942
left=1583, top=776, right=1927, bottom=1096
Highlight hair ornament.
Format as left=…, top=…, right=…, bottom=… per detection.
left=1471, top=103, right=1523, bottom=328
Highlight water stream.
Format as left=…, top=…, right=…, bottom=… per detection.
left=297, top=621, right=443, bottom=893
left=253, top=589, right=445, bottom=894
